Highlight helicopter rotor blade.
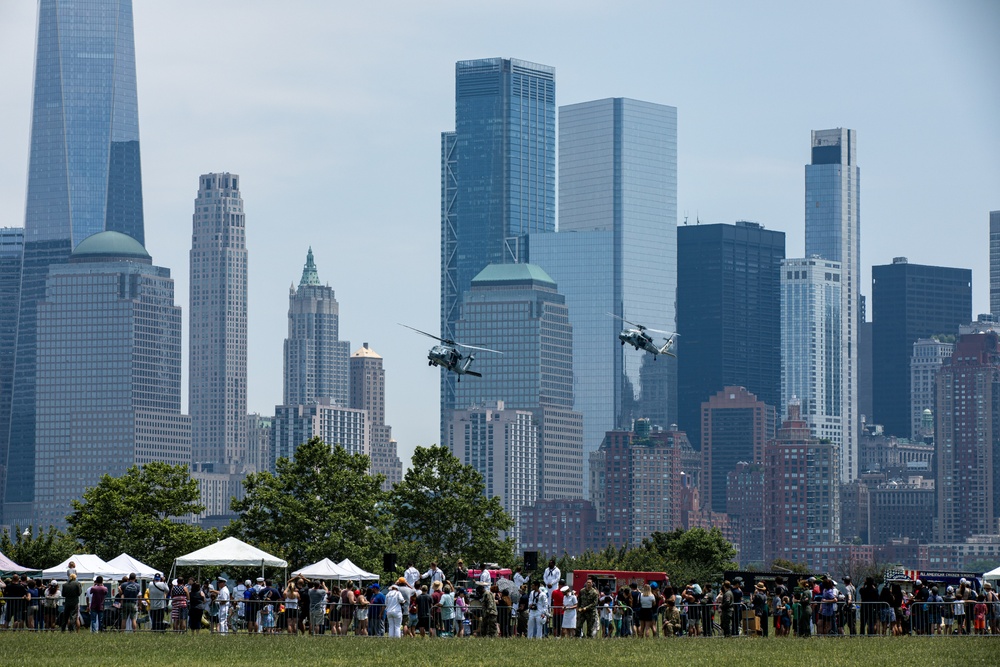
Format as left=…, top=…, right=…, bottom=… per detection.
left=607, top=312, right=642, bottom=328
left=645, top=328, right=679, bottom=336
left=454, top=342, right=503, bottom=354
left=397, top=323, right=451, bottom=344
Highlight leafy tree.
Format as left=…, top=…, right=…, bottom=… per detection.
left=0, top=525, right=78, bottom=570
left=627, top=528, right=738, bottom=584
left=771, top=558, right=811, bottom=574
left=67, top=462, right=218, bottom=575
left=390, top=445, right=514, bottom=567
left=229, top=437, right=388, bottom=572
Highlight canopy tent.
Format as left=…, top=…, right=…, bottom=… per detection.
left=336, top=558, right=379, bottom=582
left=292, top=557, right=352, bottom=580
left=172, top=537, right=287, bottom=580
left=42, top=554, right=126, bottom=581
left=0, top=550, right=36, bottom=574
left=983, top=565, right=1000, bottom=582
left=107, top=553, right=161, bottom=580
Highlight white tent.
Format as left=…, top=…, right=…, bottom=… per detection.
left=292, top=557, right=352, bottom=580
left=107, top=553, right=161, bottom=580
left=42, top=554, right=126, bottom=581
left=0, top=550, right=36, bottom=574
left=173, top=537, right=287, bottom=572
left=983, top=564, right=1000, bottom=582
left=336, top=558, right=379, bottom=582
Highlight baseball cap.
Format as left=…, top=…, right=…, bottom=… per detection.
left=397, top=577, right=407, bottom=586
left=245, top=579, right=252, bottom=586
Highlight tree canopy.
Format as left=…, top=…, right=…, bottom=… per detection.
left=66, top=462, right=218, bottom=575
left=389, top=444, right=514, bottom=568
left=228, top=437, right=388, bottom=572
left=0, top=525, right=78, bottom=570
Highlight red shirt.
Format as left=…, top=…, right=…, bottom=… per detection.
left=551, top=589, right=565, bottom=614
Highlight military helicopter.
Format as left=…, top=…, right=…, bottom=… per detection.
left=609, top=314, right=678, bottom=359
left=399, top=324, right=501, bottom=380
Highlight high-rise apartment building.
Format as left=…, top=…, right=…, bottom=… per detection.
left=990, top=211, right=1000, bottom=316
left=247, top=414, right=273, bottom=474
left=285, top=248, right=350, bottom=407
left=763, top=400, right=840, bottom=564
left=936, top=332, right=1000, bottom=542
left=910, top=338, right=954, bottom=440
left=189, top=173, right=247, bottom=469
left=528, top=97, right=678, bottom=487
left=448, top=401, right=537, bottom=544
left=0, top=229, right=23, bottom=507
left=872, top=258, right=971, bottom=437
left=272, top=401, right=368, bottom=465
left=726, top=462, right=765, bottom=566
left=781, top=257, right=844, bottom=449
left=32, top=232, right=190, bottom=527
left=5, top=0, right=146, bottom=523
left=452, top=264, right=583, bottom=500
left=441, top=58, right=556, bottom=439
left=700, top=386, right=776, bottom=514
left=350, top=343, right=402, bottom=489
left=677, top=222, right=784, bottom=448
left=805, top=128, right=859, bottom=482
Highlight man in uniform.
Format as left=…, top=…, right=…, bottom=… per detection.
left=480, top=585, right=498, bottom=637
left=577, top=578, right=600, bottom=638
left=527, top=580, right=548, bottom=638
left=720, top=580, right=734, bottom=637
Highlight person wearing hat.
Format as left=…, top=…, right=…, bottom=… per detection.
left=480, top=584, right=499, bottom=637
left=43, top=579, right=61, bottom=631
left=752, top=581, right=769, bottom=637
left=215, top=577, right=231, bottom=634
left=384, top=583, right=405, bottom=637
left=560, top=586, right=577, bottom=638
left=146, top=574, right=168, bottom=632
left=577, top=578, right=600, bottom=638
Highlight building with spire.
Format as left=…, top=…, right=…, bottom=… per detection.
left=283, top=248, right=350, bottom=408
left=189, top=173, right=247, bottom=473
left=5, top=0, right=146, bottom=523
left=350, top=343, right=402, bottom=489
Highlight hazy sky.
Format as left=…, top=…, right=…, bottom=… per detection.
left=0, top=1, right=997, bottom=468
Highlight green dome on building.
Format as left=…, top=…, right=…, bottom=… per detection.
left=71, top=231, right=151, bottom=263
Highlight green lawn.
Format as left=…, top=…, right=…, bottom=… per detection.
left=0, top=633, right=995, bottom=666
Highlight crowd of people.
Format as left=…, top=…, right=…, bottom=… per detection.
left=3, top=559, right=999, bottom=638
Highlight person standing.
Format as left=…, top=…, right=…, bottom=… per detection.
left=513, top=566, right=527, bottom=592
left=284, top=580, right=299, bottom=634
left=147, top=574, right=168, bottom=632
left=88, top=576, right=108, bottom=633
left=859, top=576, right=879, bottom=635
left=543, top=560, right=560, bottom=602
left=216, top=577, right=231, bottom=634
left=561, top=588, right=578, bottom=638
left=384, top=584, right=405, bottom=638
left=188, top=582, right=205, bottom=633
left=403, top=562, right=421, bottom=589
left=43, top=580, right=60, bottom=630
left=577, top=578, right=599, bottom=638
left=120, top=573, right=141, bottom=632
left=753, top=582, right=769, bottom=637
left=527, top=580, right=548, bottom=638
left=415, top=585, right=434, bottom=637
left=453, top=560, right=468, bottom=584
left=720, top=581, right=734, bottom=638
left=308, top=581, right=328, bottom=635
left=60, top=574, right=82, bottom=632
left=422, top=562, right=446, bottom=587
left=480, top=584, right=498, bottom=637
left=550, top=583, right=564, bottom=637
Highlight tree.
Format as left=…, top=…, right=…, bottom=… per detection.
left=629, top=527, right=738, bottom=584
left=0, top=525, right=78, bottom=570
left=390, top=445, right=514, bottom=567
left=67, top=462, right=218, bottom=575
left=770, top=558, right=811, bottom=574
left=229, top=437, right=389, bottom=572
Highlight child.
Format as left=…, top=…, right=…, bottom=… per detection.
left=974, top=594, right=988, bottom=635
left=209, top=591, right=220, bottom=633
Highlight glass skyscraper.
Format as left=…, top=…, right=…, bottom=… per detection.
left=441, top=58, right=556, bottom=436
left=5, top=0, right=145, bottom=523
left=805, top=128, right=859, bottom=482
left=528, top=98, right=677, bottom=488
left=0, top=229, right=24, bottom=510
left=32, top=232, right=189, bottom=528
left=990, top=211, right=1000, bottom=317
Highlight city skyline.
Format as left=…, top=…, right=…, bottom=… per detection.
left=0, top=2, right=997, bottom=467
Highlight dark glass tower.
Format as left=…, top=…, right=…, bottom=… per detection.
left=441, top=58, right=555, bottom=440
left=5, top=0, right=145, bottom=523
left=677, top=222, right=784, bottom=450
left=871, top=258, right=972, bottom=437
left=0, top=229, right=24, bottom=509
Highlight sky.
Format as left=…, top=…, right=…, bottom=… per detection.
left=0, top=1, right=997, bottom=469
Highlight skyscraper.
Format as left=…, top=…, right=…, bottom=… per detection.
left=700, top=386, right=776, bottom=515
left=872, top=258, right=971, bottom=437
left=0, top=228, right=23, bottom=508
left=350, top=343, right=402, bottom=489
left=805, top=128, right=859, bottom=483
left=5, top=0, right=145, bottom=522
left=284, top=248, right=350, bottom=407
left=990, top=211, right=1000, bottom=316
left=452, top=263, right=583, bottom=499
left=936, top=332, right=1000, bottom=543
left=910, top=338, right=953, bottom=440
left=781, top=257, right=844, bottom=447
left=677, top=221, right=784, bottom=448
left=189, top=173, right=247, bottom=469
left=32, top=232, right=190, bottom=527
left=441, top=58, right=556, bottom=439
left=528, top=97, right=678, bottom=487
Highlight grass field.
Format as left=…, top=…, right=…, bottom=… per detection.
left=0, top=633, right=996, bottom=667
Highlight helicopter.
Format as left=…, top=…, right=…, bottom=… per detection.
left=609, top=313, right=678, bottom=359
left=399, top=324, right=501, bottom=380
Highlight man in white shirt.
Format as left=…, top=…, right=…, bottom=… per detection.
left=384, top=584, right=406, bottom=638
left=403, top=563, right=421, bottom=589
left=543, top=560, right=561, bottom=602
left=513, top=566, right=527, bottom=592
left=479, top=567, right=492, bottom=585
left=527, top=580, right=549, bottom=638
left=422, top=562, right=445, bottom=585
left=216, top=577, right=231, bottom=634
